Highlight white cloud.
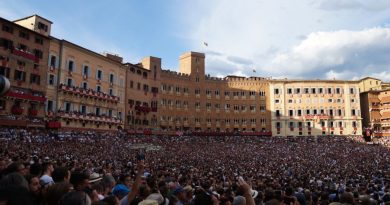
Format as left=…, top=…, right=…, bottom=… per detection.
left=177, top=0, right=390, bottom=81
left=267, top=28, right=390, bottom=79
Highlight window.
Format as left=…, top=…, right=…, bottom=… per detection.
left=95, top=107, right=100, bottom=116
left=35, top=37, right=43, bottom=45
left=67, top=78, right=73, bottom=87
left=19, top=31, right=29, bottom=40
left=287, top=88, right=292, bottom=94
left=96, top=85, right=101, bottom=92
left=328, top=99, right=333, bottom=103
left=82, top=82, right=88, bottom=90
left=275, top=99, right=280, bottom=103
left=329, top=109, right=334, bottom=116
left=0, top=100, right=5, bottom=110
left=276, top=122, right=281, bottom=128
left=327, top=88, right=332, bottom=94
left=276, top=110, right=281, bottom=117
left=351, top=109, right=356, bottom=116
left=289, top=110, right=294, bottom=116
left=49, top=55, right=56, bottom=67
left=109, top=89, right=113, bottom=96
left=109, top=74, right=114, bottom=84
left=259, top=91, right=265, bottom=96
left=306, top=109, right=310, bottom=115
left=306, top=122, right=311, bottom=127
left=130, top=81, right=134, bottom=88
left=1, top=38, right=13, bottom=50
left=311, top=88, right=316, bottom=94
left=352, top=121, right=357, bottom=127
left=64, top=102, right=71, bottom=112
left=337, top=109, right=342, bottom=116
left=297, top=110, right=302, bottom=116
left=289, top=122, right=294, bottom=128
left=47, top=100, right=53, bottom=112
left=68, top=60, right=74, bottom=72
left=195, top=89, right=200, bottom=95
left=97, top=70, right=103, bottom=80
left=30, top=74, right=40, bottom=85
left=318, top=88, right=323, bottom=94
left=38, top=22, right=48, bottom=32
left=83, top=65, right=89, bottom=77
left=14, top=70, right=26, bottom=81
left=274, top=89, right=280, bottom=95
left=137, top=83, right=141, bottom=90
left=2, top=24, right=13, bottom=33
left=81, top=105, right=87, bottom=114
left=295, top=88, right=301, bottom=94
left=336, top=88, right=341, bottom=94
left=34, top=49, right=43, bottom=59
left=338, top=121, right=343, bottom=128
left=350, top=88, right=355, bottom=94
left=225, top=91, right=230, bottom=97
left=304, top=88, right=309, bottom=94
left=288, top=99, right=293, bottom=103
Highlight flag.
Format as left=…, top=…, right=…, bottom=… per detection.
left=203, top=42, right=208, bottom=47
left=253, top=69, right=256, bottom=73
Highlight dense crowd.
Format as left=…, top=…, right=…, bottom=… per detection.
left=1, top=128, right=390, bottom=205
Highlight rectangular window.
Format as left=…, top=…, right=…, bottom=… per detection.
left=295, top=88, right=301, bottom=94
left=19, top=31, right=29, bottom=40
left=83, top=65, right=89, bottom=77
left=30, top=74, right=40, bottom=85
left=2, top=24, right=13, bottom=33
left=287, top=88, right=292, bottom=94
left=35, top=37, right=44, bottom=45
left=47, top=100, right=53, bottom=112
left=68, top=60, right=74, bottom=72
left=274, top=89, right=279, bottom=94
left=109, top=74, right=114, bottom=83
left=67, top=78, right=73, bottom=87
left=65, top=102, right=71, bottom=112
left=97, top=70, right=103, bottom=80
left=304, top=88, right=309, bottom=94
left=96, top=85, right=101, bottom=92
left=14, top=70, right=26, bottom=81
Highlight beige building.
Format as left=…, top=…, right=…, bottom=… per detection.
left=0, top=15, right=50, bottom=127
left=45, top=39, right=126, bottom=130
left=269, top=80, right=362, bottom=136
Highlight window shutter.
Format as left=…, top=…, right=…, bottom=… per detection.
left=48, top=54, right=52, bottom=66
left=55, top=56, right=59, bottom=69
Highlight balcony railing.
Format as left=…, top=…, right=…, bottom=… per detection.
left=6, top=91, right=46, bottom=103
left=11, top=47, right=39, bottom=63
left=58, top=84, right=120, bottom=103
left=11, top=107, right=24, bottom=115
left=58, top=111, right=122, bottom=124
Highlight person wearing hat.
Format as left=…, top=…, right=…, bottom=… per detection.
left=113, top=184, right=131, bottom=200
left=173, top=186, right=186, bottom=205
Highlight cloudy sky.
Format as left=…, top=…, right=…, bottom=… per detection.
left=2, top=0, right=390, bottom=80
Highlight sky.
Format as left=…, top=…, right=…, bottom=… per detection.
left=1, top=0, right=390, bottom=81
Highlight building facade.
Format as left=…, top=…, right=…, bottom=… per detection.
left=0, top=15, right=50, bottom=127
left=269, top=80, right=362, bottom=136
left=0, top=14, right=374, bottom=136
left=45, top=39, right=126, bottom=130
left=360, top=90, right=390, bottom=136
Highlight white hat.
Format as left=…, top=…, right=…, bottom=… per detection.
left=138, top=199, right=158, bottom=205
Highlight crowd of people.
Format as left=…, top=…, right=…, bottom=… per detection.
left=1, top=128, right=390, bottom=205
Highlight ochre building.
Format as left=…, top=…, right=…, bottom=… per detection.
left=0, top=15, right=50, bottom=128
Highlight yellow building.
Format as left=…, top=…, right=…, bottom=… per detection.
left=0, top=15, right=50, bottom=127
left=269, top=80, right=362, bottom=136
left=45, top=39, right=126, bottom=130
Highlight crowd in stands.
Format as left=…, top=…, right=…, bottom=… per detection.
left=1, top=128, right=390, bottom=205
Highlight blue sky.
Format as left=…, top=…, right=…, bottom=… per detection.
left=1, top=0, right=390, bottom=80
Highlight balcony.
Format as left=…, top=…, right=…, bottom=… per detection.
left=58, top=111, right=122, bottom=124
left=58, top=84, right=120, bottom=103
left=11, top=47, right=39, bottom=63
left=28, top=109, right=38, bottom=116
left=5, top=90, right=46, bottom=103
left=134, top=105, right=151, bottom=114
left=11, top=107, right=24, bottom=115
